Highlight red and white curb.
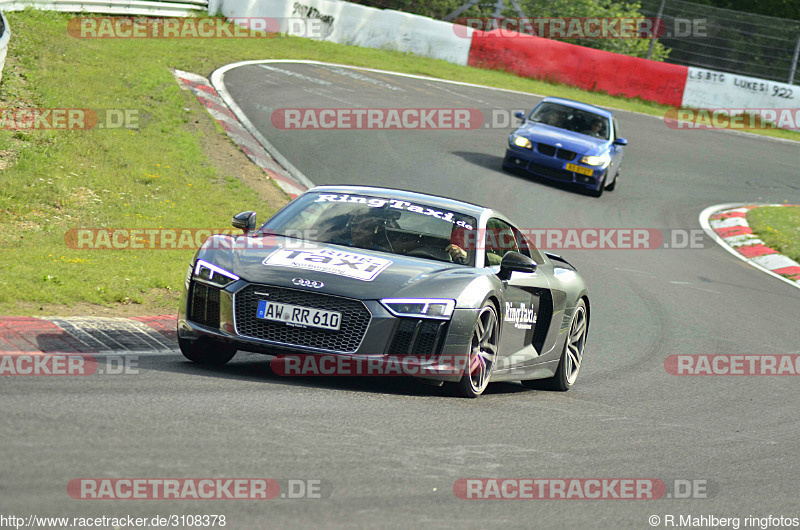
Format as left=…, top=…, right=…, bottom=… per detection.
left=0, top=315, right=177, bottom=355
left=699, top=203, right=800, bottom=290
left=172, top=69, right=309, bottom=198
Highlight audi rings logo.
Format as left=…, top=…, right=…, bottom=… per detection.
left=292, top=278, right=324, bottom=289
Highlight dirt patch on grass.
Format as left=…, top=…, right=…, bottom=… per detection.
left=184, top=89, right=289, bottom=208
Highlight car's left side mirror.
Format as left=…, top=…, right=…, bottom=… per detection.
left=498, top=251, right=537, bottom=280
left=614, top=138, right=628, bottom=146
left=232, top=211, right=257, bottom=233
left=514, top=111, right=526, bottom=121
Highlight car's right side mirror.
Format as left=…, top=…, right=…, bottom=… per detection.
left=499, top=251, right=537, bottom=280
left=614, top=138, right=628, bottom=146
left=232, top=211, right=257, bottom=232
left=514, top=111, right=526, bottom=121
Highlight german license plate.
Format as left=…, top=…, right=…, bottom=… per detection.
left=565, top=163, right=594, bottom=176
left=256, top=300, right=341, bottom=331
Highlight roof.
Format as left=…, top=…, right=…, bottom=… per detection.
left=541, top=96, right=614, bottom=118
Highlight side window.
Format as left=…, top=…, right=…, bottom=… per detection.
left=516, top=229, right=545, bottom=264
left=612, top=118, right=620, bottom=141
left=484, top=218, right=519, bottom=267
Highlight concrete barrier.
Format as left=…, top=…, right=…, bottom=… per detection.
left=209, top=0, right=473, bottom=65
left=682, top=67, right=800, bottom=110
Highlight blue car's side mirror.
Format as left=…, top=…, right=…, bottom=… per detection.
left=514, top=111, right=526, bottom=121
left=614, top=138, right=628, bottom=146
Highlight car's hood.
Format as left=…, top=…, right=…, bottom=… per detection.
left=515, top=123, right=607, bottom=154
left=198, top=235, right=483, bottom=301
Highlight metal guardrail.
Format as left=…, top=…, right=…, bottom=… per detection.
left=0, top=0, right=207, bottom=17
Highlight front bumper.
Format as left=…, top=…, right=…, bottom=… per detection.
left=178, top=279, right=477, bottom=382
left=503, top=145, right=606, bottom=191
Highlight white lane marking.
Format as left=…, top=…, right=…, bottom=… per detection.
left=699, top=203, right=800, bottom=291
left=668, top=281, right=721, bottom=294
left=258, top=64, right=332, bottom=86
left=613, top=267, right=656, bottom=277
left=316, top=64, right=403, bottom=91
left=300, top=86, right=362, bottom=106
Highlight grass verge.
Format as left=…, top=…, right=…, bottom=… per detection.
left=1, top=10, right=798, bottom=315
left=746, top=205, right=800, bottom=265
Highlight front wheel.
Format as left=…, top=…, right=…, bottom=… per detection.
left=179, top=337, right=237, bottom=366
left=451, top=302, right=499, bottom=398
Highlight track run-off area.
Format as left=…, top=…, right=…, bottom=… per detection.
left=3, top=61, right=800, bottom=528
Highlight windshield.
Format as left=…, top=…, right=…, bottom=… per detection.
left=529, top=102, right=610, bottom=140
left=263, top=192, right=478, bottom=266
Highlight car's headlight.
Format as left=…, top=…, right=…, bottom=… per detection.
left=511, top=134, right=533, bottom=149
left=381, top=298, right=455, bottom=320
left=193, top=259, right=240, bottom=287
left=580, top=153, right=611, bottom=167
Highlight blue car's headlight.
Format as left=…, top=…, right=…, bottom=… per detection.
left=580, top=153, right=611, bottom=168
left=381, top=298, right=456, bottom=320
left=511, top=134, right=533, bottom=149
left=193, top=259, right=240, bottom=287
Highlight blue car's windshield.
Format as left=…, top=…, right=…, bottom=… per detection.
left=529, top=102, right=610, bottom=140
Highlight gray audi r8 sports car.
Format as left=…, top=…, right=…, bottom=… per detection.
left=178, top=186, right=590, bottom=397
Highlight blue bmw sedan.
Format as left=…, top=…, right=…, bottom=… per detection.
left=502, top=97, right=628, bottom=197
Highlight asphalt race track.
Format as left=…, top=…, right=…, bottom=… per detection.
left=4, top=61, right=800, bottom=528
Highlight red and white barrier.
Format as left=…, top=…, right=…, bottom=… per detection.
left=467, top=28, right=688, bottom=106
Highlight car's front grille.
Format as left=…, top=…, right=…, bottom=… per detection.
left=536, top=143, right=577, bottom=161
left=234, top=284, right=371, bottom=353
left=387, top=318, right=448, bottom=356
left=189, top=282, right=221, bottom=329
left=528, top=165, right=575, bottom=182
left=556, top=148, right=577, bottom=161
left=537, top=143, right=556, bottom=156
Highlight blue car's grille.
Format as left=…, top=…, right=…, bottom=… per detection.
left=536, top=143, right=577, bottom=161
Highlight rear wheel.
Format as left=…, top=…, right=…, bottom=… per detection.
left=452, top=303, right=499, bottom=398
left=523, top=299, right=587, bottom=391
left=179, top=337, right=237, bottom=366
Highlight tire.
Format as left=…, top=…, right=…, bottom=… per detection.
left=523, top=299, right=587, bottom=391
left=605, top=174, right=617, bottom=191
left=179, top=337, right=237, bottom=366
left=451, top=302, right=500, bottom=398
left=588, top=181, right=604, bottom=197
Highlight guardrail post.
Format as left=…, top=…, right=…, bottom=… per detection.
left=646, top=0, right=666, bottom=60
left=789, top=31, right=800, bottom=85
